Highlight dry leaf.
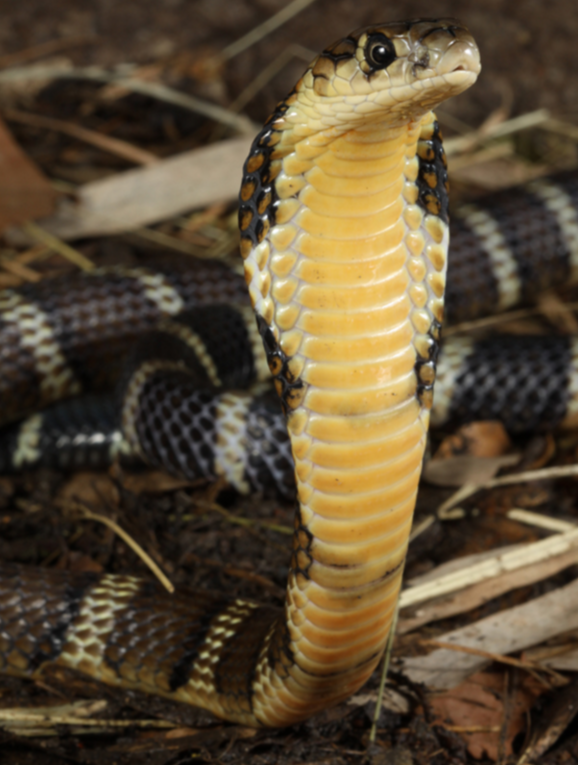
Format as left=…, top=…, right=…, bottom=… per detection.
left=56, top=471, right=120, bottom=508
left=434, top=421, right=512, bottom=460
left=0, top=115, right=57, bottom=231
left=399, top=544, right=578, bottom=635
left=430, top=671, right=543, bottom=760
left=519, top=678, right=578, bottom=763
left=523, top=631, right=578, bottom=672
left=62, top=552, right=104, bottom=575
left=537, top=291, right=578, bottom=334
left=119, top=469, right=198, bottom=495
left=400, top=577, right=578, bottom=689
left=423, top=453, right=520, bottom=487
left=347, top=688, right=410, bottom=714
left=9, top=137, right=252, bottom=241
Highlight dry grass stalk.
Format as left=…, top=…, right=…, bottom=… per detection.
left=59, top=500, right=175, bottom=594
left=22, top=221, right=95, bottom=270
left=219, top=0, right=319, bottom=62
left=3, top=107, right=159, bottom=166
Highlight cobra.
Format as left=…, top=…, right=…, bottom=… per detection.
left=0, top=19, right=480, bottom=726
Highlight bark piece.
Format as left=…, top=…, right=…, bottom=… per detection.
left=11, top=136, right=252, bottom=241
left=400, top=578, right=578, bottom=689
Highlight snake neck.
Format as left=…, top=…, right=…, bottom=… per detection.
left=240, top=110, right=449, bottom=725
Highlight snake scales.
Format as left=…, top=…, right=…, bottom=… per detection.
left=0, top=18, right=571, bottom=727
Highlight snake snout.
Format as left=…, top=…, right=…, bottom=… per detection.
left=413, top=20, right=481, bottom=84
left=437, top=40, right=481, bottom=78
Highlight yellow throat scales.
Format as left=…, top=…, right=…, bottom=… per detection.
left=0, top=18, right=480, bottom=731
left=238, top=18, right=480, bottom=725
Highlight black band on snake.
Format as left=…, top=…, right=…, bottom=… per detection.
left=7, top=18, right=565, bottom=726
left=3, top=167, right=578, bottom=480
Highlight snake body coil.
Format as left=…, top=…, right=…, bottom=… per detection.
left=0, top=20, right=480, bottom=726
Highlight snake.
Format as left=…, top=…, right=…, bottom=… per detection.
left=3, top=17, right=557, bottom=727
left=1, top=171, right=578, bottom=488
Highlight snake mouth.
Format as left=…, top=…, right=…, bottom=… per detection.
left=442, top=67, right=480, bottom=88
left=437, top=40, right=481, bottom=78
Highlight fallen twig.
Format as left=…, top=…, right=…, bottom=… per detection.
left=133, top=226, right=211, bottom=258
left=219, top=0, right=319, bottom=62
left=184, top=551, right=284, bottom=596
left=0, top=35, right=98, bottom=69
left=194, top=499, right=292, bottom=536
left=0, top=64, right=256, bottom=134
left=421, top=639, right=567, bottom=687
left=444, top=108, right=550, bottom=156
left=507, top=508, right=576, bottom=533
left=400, top=526, right=578, bottom=609
left=59, top=499, right=174, bottom=594
left=229, top=43, right=315, bottom=114
left=0, top=700, right=176, bottom=738
left=437, top=464, right=578, bottom=519
left=0, top=255, right=42, bottom=282
left=398, top=542, right=578, bottom=635
left=22, top=221, right=95, bottom=270
left=369, top=605, right=400, bottom=743
left=444, top=301, right=578, bottom=337
left=400, top=577, right=578, bottom=689
left=3, top=107, right=159, bottom=166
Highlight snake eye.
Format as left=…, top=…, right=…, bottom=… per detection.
left=365, top=34, right=396, bottom=70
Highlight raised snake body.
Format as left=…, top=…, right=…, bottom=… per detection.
left=0, top=19, right=485, bottom=725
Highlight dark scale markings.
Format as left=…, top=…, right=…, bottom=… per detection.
left=169, top=305, right=257, bottom=389
left=0, top=263, right=251, bottom=423
left=448, top=335, right=573, bottom=433
left=245, top=391, right=294, bottom=499
left=556, top=170, right=578, bottom=210
left=413, top=120, right=448, bottom=407
left=255, top=314, right=306, bottom=415
left=126, top=332, right=218, bottom=389
left=0, top=564, right=98, bottom=672
left=213, top=605, right=279, bottom=709
left=484, top=188, right=570, bottom=302
left=0, top=312, right=43, bottom=420
left=415, top=120, right=449, bottom=224
left=144, top=259, right=248, bottom=308
left=238, top=99, right=291, bottom=259
left=445, top=215, right=501, bottom=324
left=17, top=271, right=160, bottom=394
left=135, top=373, right=219, bottom=479
left=415, top=318, right=442, bottom=408
left=265, top=611, right=294, bottom=680
left=94, top=581, right=234, bottom=691
left=166, top=597, right=231, bottom=692
left=445, top=169, right=578, bottom=324
left=291, top=506, right=314, bottom=581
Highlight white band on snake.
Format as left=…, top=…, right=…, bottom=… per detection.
left=0, top=18, right=480, bottom=727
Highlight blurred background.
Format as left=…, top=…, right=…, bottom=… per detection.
left=0, top=0, right=576, bottom=178
left=0, top=0, right=575, bottom=247
left=1, top=0, right=577, bottom=123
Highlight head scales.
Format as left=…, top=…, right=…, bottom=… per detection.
left=275, top=18, right=480, bottom=133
